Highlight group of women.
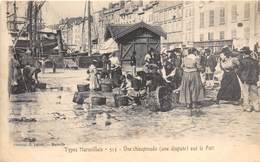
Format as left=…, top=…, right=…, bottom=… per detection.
left=87, top=46, right=259, bottom=110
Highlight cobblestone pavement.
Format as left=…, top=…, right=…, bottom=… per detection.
left=9, top=69, right=260, bottom=146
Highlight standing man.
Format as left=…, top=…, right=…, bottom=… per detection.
left=101, top=54, right=111, bottom=79
left=41, top=58, right=46, bottom=74
left=130, top=51, right=137, bottom=76
left=205, top=49, right=217, bottom=82
left=52, top=58, right=56, bottom=73
left=34, top=60, right=41, bottom=84
left=238, top=47, right=260, bottom=112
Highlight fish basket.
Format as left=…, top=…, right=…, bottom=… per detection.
left=77, top=84, right=89, bottom=92
left=91, top=96, right=106, bottom=105
left=101, top=83, right=112, bottom=92
left=115, top=95, right=129, bottom=107
left=72, top=92, right=84, bottom=105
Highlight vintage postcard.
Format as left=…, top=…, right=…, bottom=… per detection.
left=0, top=0, right=260, bottom=162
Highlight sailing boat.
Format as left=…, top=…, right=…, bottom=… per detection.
left=8, top=1, right=58, bottom=57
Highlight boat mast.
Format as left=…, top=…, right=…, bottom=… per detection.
left=13, top=1, right=18, bottom=31
left=87, top=0, right=91, bottom=55
left=81, top=1, right=87, bottom=52
left=27, top=1, right=33, bottom=55
left=33, top=3, right=38, bottom=58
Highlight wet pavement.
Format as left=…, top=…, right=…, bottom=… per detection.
left=9, top=69, right=260, bottom=146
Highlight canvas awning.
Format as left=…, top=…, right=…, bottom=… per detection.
left=99, top=38, right=119, bottom=54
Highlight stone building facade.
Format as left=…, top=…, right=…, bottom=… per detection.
left=59, top=0, right=260, bottom=52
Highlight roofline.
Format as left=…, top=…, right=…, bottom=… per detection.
left=115, top=21, right=167, bottom=39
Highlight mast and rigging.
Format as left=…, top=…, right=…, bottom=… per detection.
left=81, top=0, right=91, bottom=55
left=87, top=0, right=91, bottom=55
left=81, top=1, right=87, bottom=52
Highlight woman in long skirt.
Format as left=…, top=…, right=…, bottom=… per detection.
left=179, top=48, right=204, bottom=108
left=216, top=47, right=241, bottom=103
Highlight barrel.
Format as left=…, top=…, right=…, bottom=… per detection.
left=114, top=95, right=129, bottom=107
left=77, top=84, right=89, bottom=92
left=101, top=83, right=112, bottom=92
left=91, top=96, right=106, bottom=105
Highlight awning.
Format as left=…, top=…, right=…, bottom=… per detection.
left=99, top=38, right=119, bottom=54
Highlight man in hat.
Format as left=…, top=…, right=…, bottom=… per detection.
left=101, top=54, right=111, bottom=79
left=52, top=58, right=57, bottom=73
left=205, top=48, right=217, bottom=83
left=237, top=47, right=260, bottom=112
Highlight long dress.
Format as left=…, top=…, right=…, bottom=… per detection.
left=217, top=57, right=241, bottom=101
left=179, top=54, right=204, bottom=105
left=89, top=64, right=99, bottom=90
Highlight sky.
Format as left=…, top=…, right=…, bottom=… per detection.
left=15, top=1, right=111, bottom=26
left=42, top=1, right=111, bottom=25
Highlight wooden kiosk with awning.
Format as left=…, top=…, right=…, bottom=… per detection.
left=104, top=21, right=167, bottom=67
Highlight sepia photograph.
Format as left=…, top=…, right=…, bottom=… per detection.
left=1, top=0, right=260, bottom=161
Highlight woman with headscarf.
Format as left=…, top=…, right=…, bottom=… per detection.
left=216, top=46, right=241, bottom=104
left=179, top=47, right=205, bottom=108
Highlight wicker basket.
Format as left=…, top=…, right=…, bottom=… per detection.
left=101, top=83, right=112, bottom=92
left=77, top=84, right=89, bottom=92
left=73, top=92, right=84, bottom=105
left=91, top=96, right=106, bottom=105
left=115, top=95, right=129, bottom=107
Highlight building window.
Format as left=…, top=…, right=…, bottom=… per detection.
left=231, top=5, right=237, bottom=22
left=219, top=8, right=225, bottom=25
left=209, top=10, right=214, bottom=26
left=208, top=32, right=214, bottom=40
left=200, top=12, right=204, bottom=28
left=231, top=30, right=237, bottom=39
left=244, top=3, right=250, bottom=20
left=200, top=34, right=204, bottom=41
left=220, top=31, right=225, bottom=40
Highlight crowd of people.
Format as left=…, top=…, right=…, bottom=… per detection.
left=88, top=45, right=260, bottom=111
